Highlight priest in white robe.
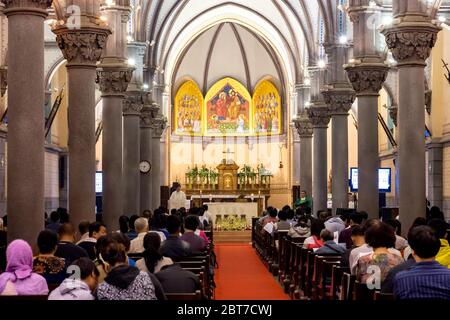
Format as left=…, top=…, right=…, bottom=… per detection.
left=169, top=183, right=187, bottom=211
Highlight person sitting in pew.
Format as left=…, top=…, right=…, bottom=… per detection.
left=55, top=223, right=89, bottom=266
left=33, top=230, right=67, bottom=286
left=288, top=215, right=311, bottom=238
left=355, top=222, right=404, bottom=286
left=340, top=225, right=365, bottom=269
left=160, top=215, right=192, bottom=261
left=393, top=225, right=450, bottom=300
left=338, top=212, right=365, bottom=249
left=180, top=215, right=206, bottom=254
left=48, top=258, right=98, bottom=300
left=129, top=217, right=150, bottom=254
left=314, top=229, right=346, bottom=255
left=78, top=222, right=107, bottom=260
left=155, top=260, right=200, bottom=294
left=302, top=220, right=325, bottom=249
left=0, top=240, right=48, bottom=296
left=96, top=236, right=164, bottom=300
left=274, top=210, right=291, bottom=232
left=136, top=232, right=173, bottom=274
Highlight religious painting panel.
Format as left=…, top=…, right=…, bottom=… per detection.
left=174, top=80, right=203, bottom=135
left=204, top=77, right=251, bottom=136
left=252, top=80, right=282, bottom=135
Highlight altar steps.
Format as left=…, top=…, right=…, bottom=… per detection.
left=214, top=230, right=252, bottom=244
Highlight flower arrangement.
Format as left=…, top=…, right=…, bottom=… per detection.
left=216, top=215, right=247, bottom=231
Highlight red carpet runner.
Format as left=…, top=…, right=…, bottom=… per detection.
left=214, top=244, right=289, bottom=300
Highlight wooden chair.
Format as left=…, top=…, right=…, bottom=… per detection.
left=166, top=290, right=202, bottom=301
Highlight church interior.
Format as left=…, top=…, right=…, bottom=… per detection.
left=0, top=0, right=450, bottom=303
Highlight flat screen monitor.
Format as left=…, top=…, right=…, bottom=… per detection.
left=95, top=171, right=103, bottom=194
left=349, top=168, right=391, bottom=193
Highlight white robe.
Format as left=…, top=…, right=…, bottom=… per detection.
left=169, top=190, right=187, bottom=210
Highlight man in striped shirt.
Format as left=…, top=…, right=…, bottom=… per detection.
left=394, top=226, right=450, bottom=300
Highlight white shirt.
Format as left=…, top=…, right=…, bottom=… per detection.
left=169, top=190, right=187, bottom=210
left=129, top=231, right=166, bottom=254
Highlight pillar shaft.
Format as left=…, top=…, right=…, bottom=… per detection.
left=4, top=1, right=51, bottom=244
left=151, top=117, right=166, bottom=209
left=332, top=114, right=349, bottom=211
left=140, top=104, right=157, bottom=212
left=53, top=15, right=110, bottom=225
left=123, top=93, right=143, bottom=215
left=381, top=9, right=440, bottom=233
left=308, top=105, right=331, bottom=214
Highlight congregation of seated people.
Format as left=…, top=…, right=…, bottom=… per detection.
left=0, top=206, right=212, bottom=300
left=255, top=204, right=450, bottom=300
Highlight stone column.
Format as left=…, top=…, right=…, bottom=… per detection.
left=308, top=105, right=331, bottom=214
left=151, top=115, right=167, bottom=209
left=323, top=87, right=355, bottom=213
left=140, top=100, right=158, bottom=212
left=381, top=4, right=440, bottom=231
left=294, top=111, right=313, bottom=197
left=3, top=0, right=52, bottom=244
left=123, top=92, right=143, bottom=215
left=53, top=5, right=110, bottom=225
left=97, top=0, right=133, bottom=230
left=345, top=1, right=389, bottom=218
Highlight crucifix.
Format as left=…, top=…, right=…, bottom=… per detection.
left=222, top=148, right=235, bottom=164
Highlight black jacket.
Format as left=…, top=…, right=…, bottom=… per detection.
left=155, top=264, right=199, bottom=294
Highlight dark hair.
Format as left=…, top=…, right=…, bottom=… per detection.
left=141, top=210, right=152, bottom=219
left=351, top=225, right=365, bottom=237
left=37, top=230, right=58, bottom=254
left=286, top=209, right=295, bottom=220
left=50, top=211, right=60, bottom=223
left=428, top=219, right=449, bottom=239
left=78, top=220, right=90, bottom=235
left=184, top=215, right=200, bottom=231
left=364, top=222, right=396, bottom=249
left=57, top=208, right=69, bottom=223
left=350, top=213, right=364, bottom=225
left=318, top=211, right=330, bottom=222
left=429, top=206, right=444, bottom=221
left=408, top=226, right=441, bottom=259
left=70, top=257, right=99, bottom=279
left=170, top=209, right=178, bottom=216
left=152, top=213, right=167, bottom=230
left=278, top=210, right=287, bottom=221
left=358, top=211, right=369, bottom=221
left=95, top=235, right=111, bottom=261
left=385, top=219, right=402, bottom=235
left=282, top=205, right=291, bottom=212
left=269, top=207, right=278, bottom=218
left=100, top=237, right=127, bottom=266
left=58, top=223, right=75, bottom=237
left=202, top=204, right=209, bottom=211
left=310, top=220, right=325, bottom=238
left=166, top=215, right=181, bottom=234
left=143, top=232, right=163, bottom=273
left=412, top=217, right=427, bottom=228
left=119, top=216, right=129, bottom=234
left=128, top=215, right=139, bottom=231
left=89, top=222, right=106, bottom=237
left=111, top=232, right=131, bottom=252
left=320, top=229, right=334, bottom=242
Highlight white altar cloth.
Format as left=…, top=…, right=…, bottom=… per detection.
left=204, top=202, right=258, bottom=225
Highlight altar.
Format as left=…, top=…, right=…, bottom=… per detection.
left=204, top=202, right=258, bottom=229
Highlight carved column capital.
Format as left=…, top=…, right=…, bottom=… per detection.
left=1, top=0, right=51, bottom=15
left=381, top=22, right=441, bottom=67
left=151, top=116, right=167, bottom=138
left=140, top=106, right=153, bottom=128
left=293, top=111, right=313, bottom=138
left=96, top=65, right=133, bottom=96
left=123, top=91, right=147, bottom=116
left=53, top=26, right=111, bottom=67
left=307, top=103, right=331, bottom=128
left=322, top=86, right=356, bottom=116
left=0, top=66, right=7, bottom=97
left=345, top=61, right=389, bottom=96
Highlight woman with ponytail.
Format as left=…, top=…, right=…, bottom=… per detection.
left=136, top=232, right=173, bottom=274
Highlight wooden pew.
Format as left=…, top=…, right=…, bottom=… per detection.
left=166, top=290, right=202, bottom=301
left=374, top=291, right=395, bottom=301
left=352, top=280, right=377, bottom=301
left=340, top=272, right=356, bottom=300
left=330, top=265, right=350, bottom=300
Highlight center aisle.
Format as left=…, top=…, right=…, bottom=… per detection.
left=214, top=244, right=289, bottom=300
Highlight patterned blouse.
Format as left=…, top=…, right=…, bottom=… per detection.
left=97, top=272, right=157, bottom=300
left=356, top=252, right=404, bottom=285
left=33, top=256, right=67, bottom=285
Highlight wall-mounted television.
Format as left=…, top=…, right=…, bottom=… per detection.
left=95, top=171, right=103, bottom=194
left=349, top=168, right=391, bottom=193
